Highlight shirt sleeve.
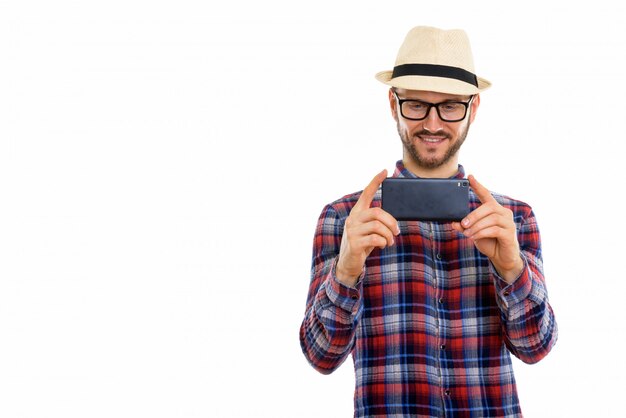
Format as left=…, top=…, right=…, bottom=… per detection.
left=299, top=204, right=364, bottom=374
left=491, top=209, right=558, bottom=364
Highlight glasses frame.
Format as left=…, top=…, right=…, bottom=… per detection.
left=392, top=90, right=474, bottom=122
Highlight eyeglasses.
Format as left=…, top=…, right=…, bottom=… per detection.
left=392, top=90, right=474, bottom=122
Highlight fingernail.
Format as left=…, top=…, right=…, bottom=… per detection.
left=462, top=218, right=470, bottom=227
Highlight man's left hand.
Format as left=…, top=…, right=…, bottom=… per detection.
left=451, top=175, right=524, bottom=284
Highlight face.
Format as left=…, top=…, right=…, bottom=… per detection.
left=390, top=88, right=480, bottom=173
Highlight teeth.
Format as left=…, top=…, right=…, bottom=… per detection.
left=423, top=138, right=443, bottom=143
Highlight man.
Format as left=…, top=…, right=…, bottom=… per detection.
left=299, top=26, right=557, bottom=417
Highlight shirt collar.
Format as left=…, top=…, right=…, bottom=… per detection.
left=392, top=160, right=466, bottom=180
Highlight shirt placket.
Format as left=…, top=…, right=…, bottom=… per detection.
left=428, top=221, right=449, bottom=417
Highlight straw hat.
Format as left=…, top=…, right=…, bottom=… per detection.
left=375, top=26, right=491, bottom=95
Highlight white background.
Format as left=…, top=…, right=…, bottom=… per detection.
left=0, top=1, right=624, bottom=417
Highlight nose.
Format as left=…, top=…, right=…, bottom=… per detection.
left=422, top=106, right=444, bottom=133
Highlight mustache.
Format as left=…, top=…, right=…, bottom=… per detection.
left=413, top=130, right=451, bottom=140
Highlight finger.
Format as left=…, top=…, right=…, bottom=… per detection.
left=460, top=201, right=500, bottom=228
left=353, top=169, right=388, bottom=212
left=351, top=219, right=396, bottom=247
left=355, top=207, right=400, bottom=235
left=450, top=221, right=463, bottom=233
left=466, top=225, right=505, bottom=241
left=349, top=232, right=390, bottom=251
left=468, top=175, right=496, bottom=205
left=462, top=212, right=502, bottom=237
left=360, top=234, right=390, bottom=251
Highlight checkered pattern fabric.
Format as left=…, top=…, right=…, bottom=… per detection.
left=300, top=161, right=557, bottom=417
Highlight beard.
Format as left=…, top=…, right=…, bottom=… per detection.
left=397, top=120, right=470, bottom=170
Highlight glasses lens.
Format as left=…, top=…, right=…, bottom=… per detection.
left=401, top=101, right=429, bottom=120
left=437, top=102, right=467, bottom=121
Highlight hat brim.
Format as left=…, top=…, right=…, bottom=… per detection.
left=375, top=70, right=491, bottom=95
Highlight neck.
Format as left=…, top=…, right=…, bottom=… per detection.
left=402, top=155, right=460, bottom=178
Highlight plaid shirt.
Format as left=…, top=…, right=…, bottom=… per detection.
left=300, top=161, right=557, bottom=417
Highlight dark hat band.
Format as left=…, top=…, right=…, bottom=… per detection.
left=391, top=64, right=478, bottom=87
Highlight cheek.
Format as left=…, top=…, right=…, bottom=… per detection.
left=455, top=120, right=470, bottom=137
left=392, top=106, right=400, bottom=124
left=397, top=118, right=415, bottom=133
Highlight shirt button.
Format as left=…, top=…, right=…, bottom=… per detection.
left=445, top=390, right=451, bottom=396
left=436, top=253, right=442, bottom=260
left=503, top=291, right=511, bottom=296
left=440, top=344, right=446, bottom=350
left=438, top=297, right=444, bottom=304
left=351, top=295, right=358, bottom=300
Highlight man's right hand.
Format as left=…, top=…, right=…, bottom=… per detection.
left=336, top=170, right=400, bottom=288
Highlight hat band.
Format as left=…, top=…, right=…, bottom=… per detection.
left=391, top=64, right=478, bottom=87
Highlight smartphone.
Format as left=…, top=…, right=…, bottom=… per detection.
left=381, top=178, right=470, bottom=221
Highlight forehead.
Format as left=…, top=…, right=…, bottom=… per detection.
left=394, top=88, right=471, bottom=102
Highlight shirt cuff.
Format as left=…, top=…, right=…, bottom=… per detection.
left=324, top=259, right=364, bottom=314
left=491, top=254, right=532, bottom=309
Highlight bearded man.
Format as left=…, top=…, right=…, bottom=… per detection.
left=299, top=26, right=558, bottom=418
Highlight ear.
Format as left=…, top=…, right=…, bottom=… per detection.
left=388, top=88, right=399, bottom=120
left=468, top=93, right=480, bottom=124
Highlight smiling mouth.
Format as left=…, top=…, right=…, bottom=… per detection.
left=418, top=136, right=447, bottom=144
